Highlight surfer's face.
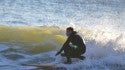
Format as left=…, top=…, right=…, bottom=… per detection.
left=66, top=30, right=72, bottom=36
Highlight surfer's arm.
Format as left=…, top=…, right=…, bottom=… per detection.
left=56, top=36, right=71, bottom=56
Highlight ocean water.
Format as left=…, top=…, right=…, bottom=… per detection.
left=0, top=0, right=125, bottom=70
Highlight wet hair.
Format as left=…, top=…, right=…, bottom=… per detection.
left=66, top=27, right=74, bottom=31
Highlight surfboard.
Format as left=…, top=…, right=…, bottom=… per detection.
left=23, top=64, right=55, bottom=67
left=21, top=56, right=85, bottom=69
left=22, top=64, right=56, bottom=70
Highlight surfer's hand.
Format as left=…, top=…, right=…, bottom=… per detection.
left=55, top=51, right=60, bottom=56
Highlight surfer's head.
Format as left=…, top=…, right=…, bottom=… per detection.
left=66, top=27, right=74, bottom=36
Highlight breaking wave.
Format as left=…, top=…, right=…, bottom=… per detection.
left=0, top=25, right=125, bottom=70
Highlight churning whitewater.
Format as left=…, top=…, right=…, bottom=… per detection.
left=0, top=0, right=125, bottom=70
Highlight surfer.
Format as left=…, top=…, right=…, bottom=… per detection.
left=55, top=27, right=86, bottom=64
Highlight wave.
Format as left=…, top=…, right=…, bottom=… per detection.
left=0, top=25, right=125, bottom=70
left=0, top=0, right=125, bottom=69
left=0, top=25, right=66, bottom=54
left=0, top=25, right=125, bottom=54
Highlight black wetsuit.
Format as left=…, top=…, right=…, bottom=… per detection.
left=57, top=31, right=86, bottom=58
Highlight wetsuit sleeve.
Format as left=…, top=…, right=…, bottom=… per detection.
left=58, top=36, right=72, bottom=54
